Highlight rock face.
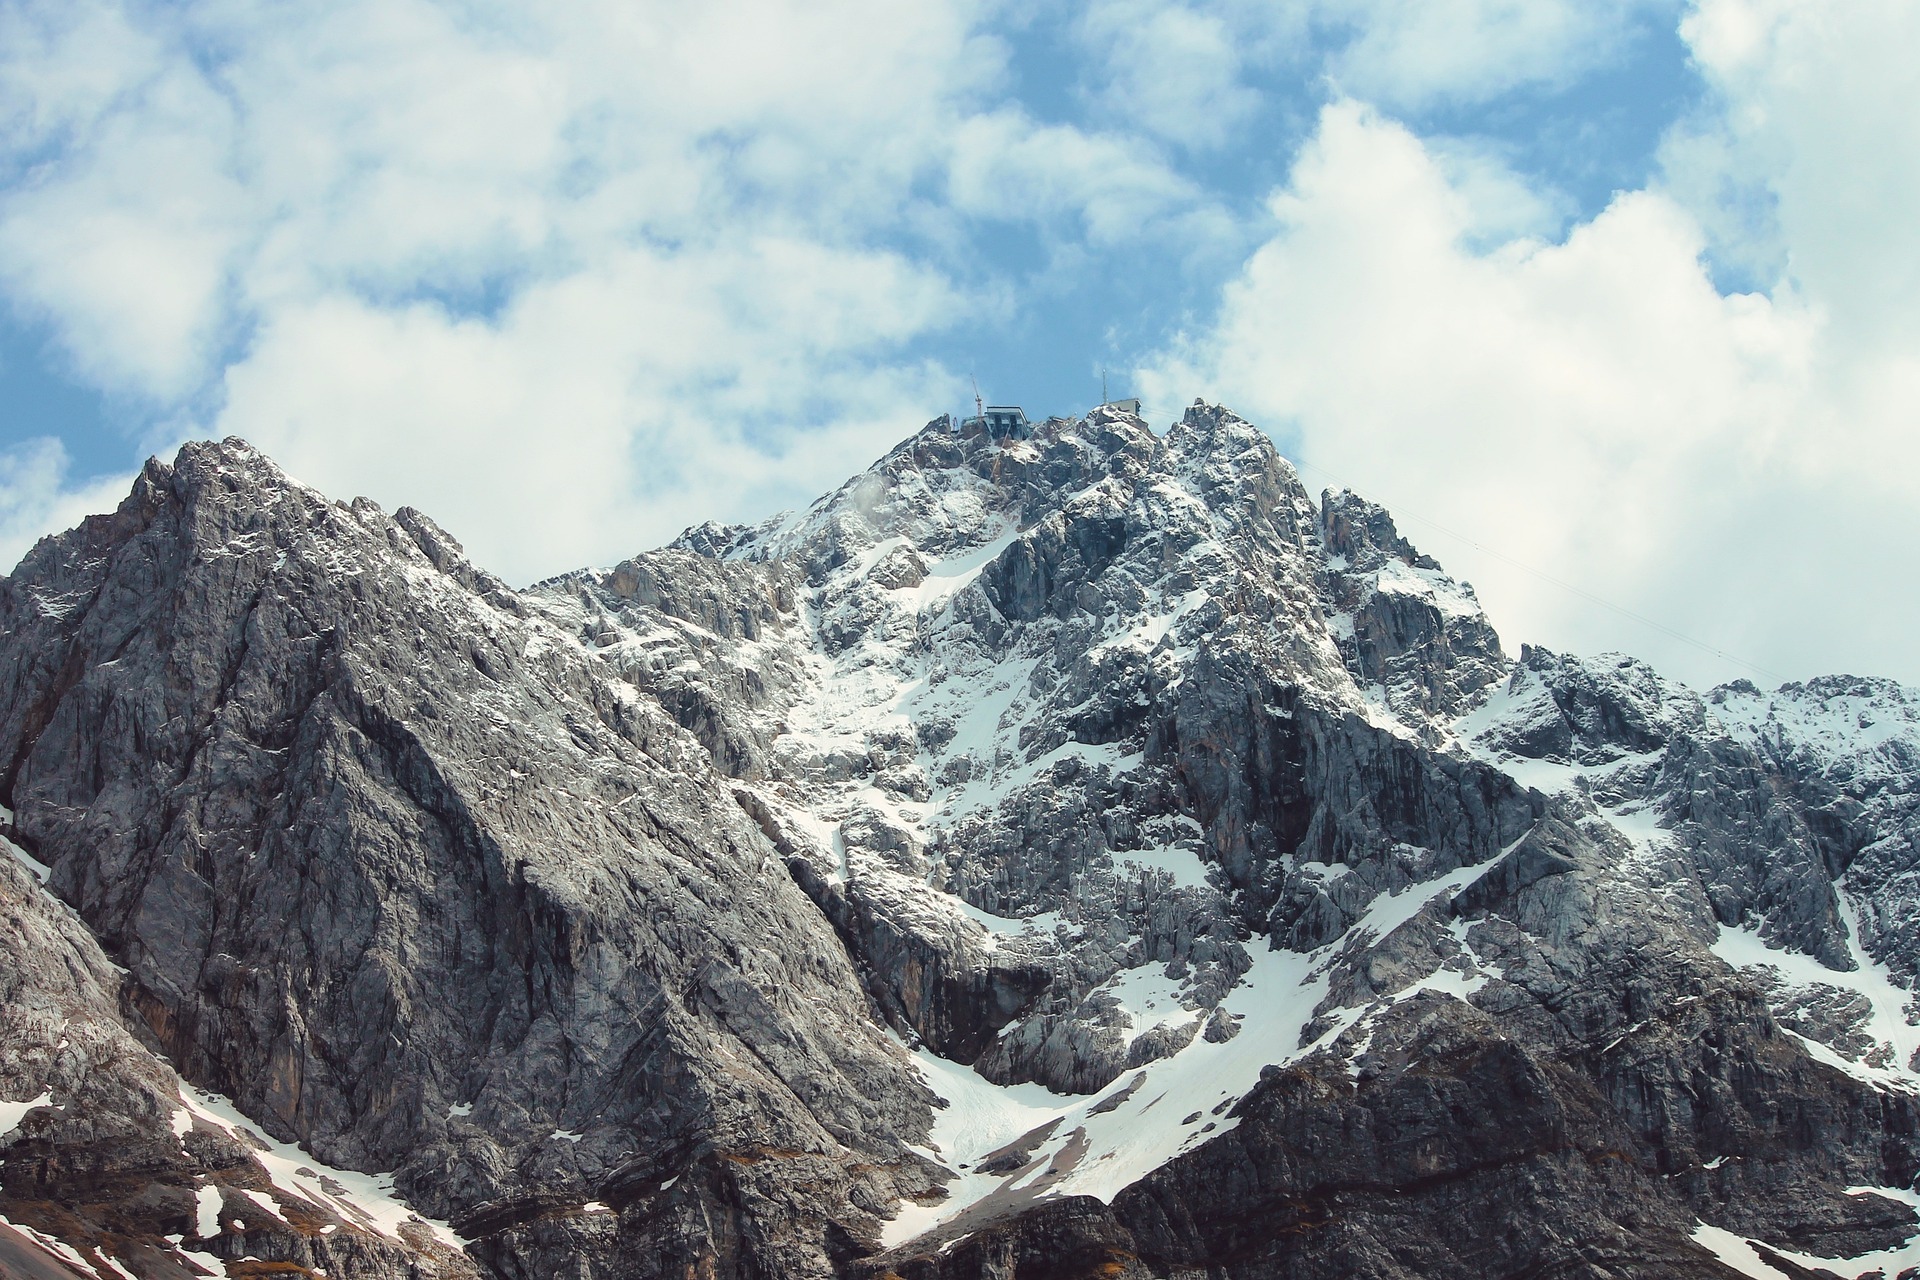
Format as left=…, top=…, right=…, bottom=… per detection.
left=0, top=442, right=937, bottom=1278
left=4, top=406, right=1920, bottom=1278
left=0, top=824, right=480, bottom=1279
left=1320, top=489, right=1507, bottom=725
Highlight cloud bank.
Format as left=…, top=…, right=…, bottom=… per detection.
left=0, top=0, right=1113, bottom=574
left=1142, top=1, right=1920, bottom=686
left=0, top=0, right=1914, bottom=688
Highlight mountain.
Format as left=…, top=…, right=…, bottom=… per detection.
left=2, top=404, right=1919, bottom=1279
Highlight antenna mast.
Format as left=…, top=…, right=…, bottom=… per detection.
left=972, top=375, right=984, bottom=422
left=1101, top=367, right=1108, bottom=406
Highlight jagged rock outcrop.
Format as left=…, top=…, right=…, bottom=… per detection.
left=6, top=405, right=1920, bottom=1278
left=2, top=825, right=480, bottom=1278
left=548, top=406, right=1544, bottom=1098
left=1320, top=489, right=1507, bottom=726
left=1715, top=676, right=1920, bottom=978
left=861, top=982, right=1920, bottom=1280
left=0, top=441, right=939, bottom=1278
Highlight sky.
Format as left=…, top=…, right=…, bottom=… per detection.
left=0, top=0, right=1915, bottom=691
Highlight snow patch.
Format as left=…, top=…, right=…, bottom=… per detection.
left=1711, top=902, right=1920, bottom=1092
left=0, top=1212, right=98, bottom=1275
left=947, top=896, right=1059, bottom=944
left=177, top=1083, right=465, bottom=1247
left=1091, top=588, right=1209, bottom=657
left=242, top=1188, right=289, bottom=1225
left=1371, top=559, right=1483, bottom=620
left=194, top=1184, right=222, bottom=1239
left=2, top=830, right=50, bottom=883
left=1692, top=1193, right=1920, bottom=1280
left=894, top=526, right=1019, bottom=611
left=885, top=850, right=1505, bottom=1246
left=0, top=1091, right=53, bottom=1138
left=1113, top=843, right=1213, bottom=891
left=1689, top=1223, right=1788, bottom=1278
left=1096, top=962, right=1198, bottom=1034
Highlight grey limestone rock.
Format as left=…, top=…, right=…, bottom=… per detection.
left=1320, top=488, right=1508, bottom=726
left=8, top=406, right=1920, bottom=1279
left=1, top=827, right=480, bottom=1278
left=0, top=440, right=939, bottom=1278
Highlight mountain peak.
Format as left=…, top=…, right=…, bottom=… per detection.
left=8, top=411, right=1920, bottom=1279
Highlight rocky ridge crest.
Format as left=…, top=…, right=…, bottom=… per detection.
left=2, top=407, right=1919, bottom=1278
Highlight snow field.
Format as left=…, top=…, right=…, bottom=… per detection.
left=1692, top=1186, right=1920, bottom=1280
left=173, top=1083, right=466, bottom=1249
left=884, top=850, right=1508, bottom=1246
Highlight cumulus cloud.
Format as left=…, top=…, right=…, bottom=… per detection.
left=1316, top=0, right=1671, bottom=109
left=946, top=109, right=1205, bottom=244
left=0, top=3, right=248, bottom=397
left=1667, top=0, right=1920, bottom=347
left=1, top=0, right=1913, bottom=692
left=1072, top=0, right=1270, bottom=150
left=0, top=0, right=1225, bottom=580
left=1067, top=0, right=1672, bottom=138
left=0, top=437, right=133, bottom=572
left=215, top=239, right=964, bottom=576
left=1142, top=90, right=1919, bottom=686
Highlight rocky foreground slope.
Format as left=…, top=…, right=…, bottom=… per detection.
left=2, top=404, right=1919, bottom=1278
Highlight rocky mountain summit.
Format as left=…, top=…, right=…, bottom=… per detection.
left=3, top=404, right=1920, bottom=1278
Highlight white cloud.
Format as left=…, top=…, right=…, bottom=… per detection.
left=1142, top=99, right=1920, bottom=687
left=0, top=0, right=1219, bottom=579
left=1668, top=0, right=1920, bottom=347
left=1071, top=0, right=1671, bottom=142
left=1422, top=136, right=1575, bottom=245
left=0, top=437, right=133, bottom=573
left=212, top=238, right=964, bottom=581
left=2, top=0, right=1913, bottom=696
left=1073, top=0, right=1267, bottom=149
left=1318, top=0, right=1671, bottom=109
left=1656, top=0, right=1920, bottom=585
left=946, top=110, right=1203, bottom=244
left=0, top=3, right=248, bottom=397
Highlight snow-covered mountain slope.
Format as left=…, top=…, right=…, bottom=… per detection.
left=1713, top=676, right=1920, bottom=979
left=532, top=405, right=1529, bottom=1098
left=6, top=405, right=1920, bottom=1278
left=1454, top=652, right=1920, bottom=1075
left=528, top=404, right=1920, bottom=1276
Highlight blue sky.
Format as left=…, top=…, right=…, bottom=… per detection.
left=946, top=4, right=1700, bottom=421
left=1, top=0, right=1916, bottom=689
